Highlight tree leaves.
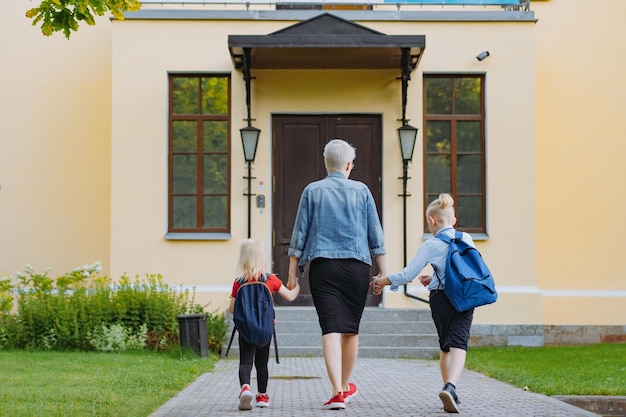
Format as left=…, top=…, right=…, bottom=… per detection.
left=26, top=0, right=142, bottom=39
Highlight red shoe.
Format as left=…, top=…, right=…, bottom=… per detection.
left=239, top=386, right=253, bottom=410
left=256, top=393, right=270, bottom=408
left=343, top=383, right=358, bottom=403
left=324, top=393, right=346, bottom=410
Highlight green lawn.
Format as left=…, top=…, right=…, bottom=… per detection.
left=465, top=344, right=626, bottom=396
left=1, top=344, right=624, bottom=417
left=0, top=350, right=217, bottom=417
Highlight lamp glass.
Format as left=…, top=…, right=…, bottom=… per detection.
left=240, top=126, right=261, bottom=162
left=397, top=124, right=418, bottom=162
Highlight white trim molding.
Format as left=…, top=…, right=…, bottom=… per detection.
left=172, top=284, right=626, bottom=298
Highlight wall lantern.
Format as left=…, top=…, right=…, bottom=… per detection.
left=241, top=125, right=260, bottom=239
left=398, top=124, right=418, bottom=162
left=241, top=126, right=261, bottom=163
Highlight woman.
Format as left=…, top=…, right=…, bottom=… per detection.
left=287, top=139, right=387, bottom=410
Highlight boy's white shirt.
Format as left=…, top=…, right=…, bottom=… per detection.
left=387, top=227, right=475, bottom=292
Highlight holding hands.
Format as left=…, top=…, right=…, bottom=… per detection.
left=370, top=275, right=390, bottom=295
left=287, top=275, right=299, bottom=291
left=370, top=274, right=433, bottom=295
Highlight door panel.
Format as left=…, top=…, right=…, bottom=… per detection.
left=272, top=115, right=383, bottom=307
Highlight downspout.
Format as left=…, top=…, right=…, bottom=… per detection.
left=398, top=47, right=429, bottom=305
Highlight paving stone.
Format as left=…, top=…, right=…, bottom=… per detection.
left=150, top=357, right=601, bottom=416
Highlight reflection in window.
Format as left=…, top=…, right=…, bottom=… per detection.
left=424, top=75, right=485, bottom=233
left=169, top=74, right=230, bottom=233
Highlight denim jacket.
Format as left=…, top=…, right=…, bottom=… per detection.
left=288, top=172, right=386, bottom=268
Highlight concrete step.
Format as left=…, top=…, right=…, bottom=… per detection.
left=273, top=307, right=432, bottom=322
left=222, top=307, right=440, bottom=359
left=274, top=320, right=435, bottom=334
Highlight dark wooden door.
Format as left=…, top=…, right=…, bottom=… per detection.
left=272, top=114, right=383, bottom=306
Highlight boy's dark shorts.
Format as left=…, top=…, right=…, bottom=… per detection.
left=429, top=290, right=474, bottom=352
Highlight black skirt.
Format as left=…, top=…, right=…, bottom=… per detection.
left=309, top=257, right=371, bottom=335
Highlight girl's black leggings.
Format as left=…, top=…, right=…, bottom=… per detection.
left=238, top=335, right=270, bottom=393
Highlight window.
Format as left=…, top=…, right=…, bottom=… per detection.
left=423, top=74, right=486, bottom=233
left=168, top=74, right=231, bottom=234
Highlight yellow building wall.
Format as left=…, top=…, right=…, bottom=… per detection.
left=0, top=1, right=111, bottom=278
left=110, top=20, right=243, bottom=312
left=3, top=0, right=624, bottom=328
left=110, top=17, right=538, bottom=320
left=372, top=20, right=539, bottom=324
left=533, top=0, right=626, bottom=324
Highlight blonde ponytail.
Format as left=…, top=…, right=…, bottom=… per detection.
left=426, top=193, right=456, bottom=225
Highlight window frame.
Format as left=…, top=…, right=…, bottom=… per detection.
left=167, top=73, right=232, bottom=237
left=422, top=73, right=487, bottom=235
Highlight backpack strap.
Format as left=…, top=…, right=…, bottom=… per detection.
left=261, top=273, right=279, bottom=363
left=236, top=272, right=269, bottom=285
left=226, top=277, right=247, bottom=358
left=248, top=274, right=273, bottom=299
left=433, top=229, right=459, bottom=290
left=273, top=324, right=279, bottom=364
left=260, top=273, right=279, bottom=363
left=436, top=233, right=452, bottom=245
left=225, top=326, right=237, bottom=358
left=432, top=266, right=444, bottom=290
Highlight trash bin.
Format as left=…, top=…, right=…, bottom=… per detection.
left=177, top=313, right=209, bottom=357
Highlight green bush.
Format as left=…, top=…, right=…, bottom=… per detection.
left=0, top=262, right=227, bottom=354
left=90, top=323, right=148, bottom=352
left=206, top=308, right=228, bottom=354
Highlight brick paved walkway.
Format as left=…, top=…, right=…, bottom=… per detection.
left=150, top=357, right=600, bottom=416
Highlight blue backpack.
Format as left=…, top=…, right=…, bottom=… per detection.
left=435, top=230, right=498, bottom=312
left=225, top=274, right=279, bottom=362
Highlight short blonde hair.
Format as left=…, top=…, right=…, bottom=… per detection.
left=324, top=139, right=356, bottom=172
left=426, top=193, right=456, bottom=225
left=236, top=239, right=270, bottom=279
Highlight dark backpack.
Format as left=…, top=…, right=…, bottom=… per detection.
left=225, top=274, right=279, bottom=363
left=435, top=230, right=498, bottom=312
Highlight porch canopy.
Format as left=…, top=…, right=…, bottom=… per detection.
left=228, top=13, right=426, bottom=71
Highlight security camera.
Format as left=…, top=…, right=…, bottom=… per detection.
left=476, top=51, right=490, bottom=61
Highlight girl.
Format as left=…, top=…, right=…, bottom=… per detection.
left=371, top=194, right=474, bottom=414
left=229, top=239, right=300, bottom=410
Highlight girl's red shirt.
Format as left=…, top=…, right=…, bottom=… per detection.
left=230, top=273, right=283, bottom=298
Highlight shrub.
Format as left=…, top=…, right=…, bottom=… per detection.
left=206, top=308, right=228, bottom=355
left=90, top=323, right=148, bottom=352
left=0, top=262, right=227, bottom=354
left=0, top=275, right=14, bottom=315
